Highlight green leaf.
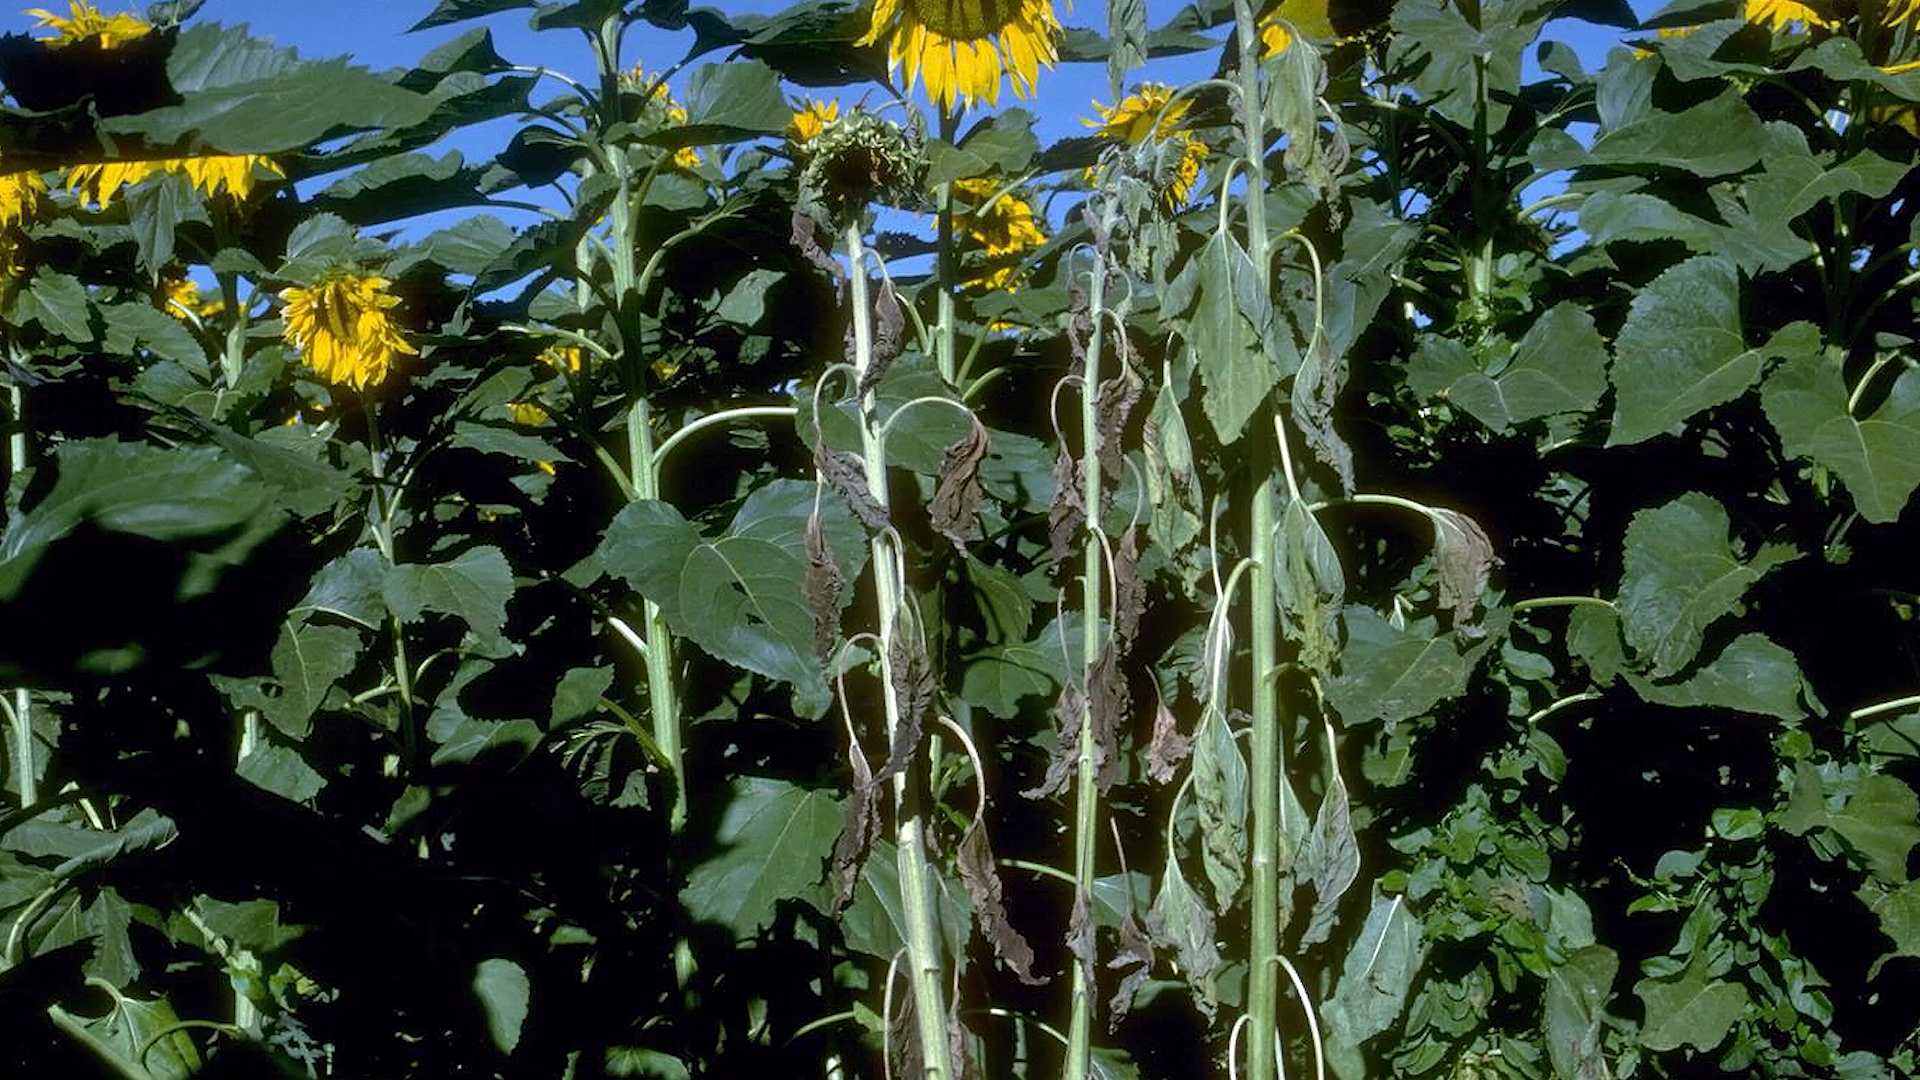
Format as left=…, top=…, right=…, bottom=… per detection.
left=264, top=622, right=360, bottom=739
left=1607, top=257, right=1757, bottom=446
left=841, top=839, right=973, bottom=965
left=57, top=992, right=202, bottom=1080
left=1635, top=957, right=1749, bottom=1052
left=237, top=742, right=327, bottom=804
left=1763, top=354, right=1920, bottom=524
left=1616, top=493, right=1794, bottom=677
left=204, top=426, right=358, bottom=519
left=1829, top=774, right=1920, bottom=883
left=1326, top=607, right=1477, bottom=726
left=1858, top=879, right=1920, bottom=972
left=0, top=439, right=278, bottom=601
left=472, top=957, right=530, bottom=1054
left=294, top=549, right=387, bottom=630
left=196, top=897, right=306, bottom=953
left=1148, top=850, right=1222, bottom=1010
left=926, top=109, right=1039, bottom=186
left=1624, top=633, right=1810, bottom=720
left=6, top=269, right=94, bottom=341
left=1545, top=945, right=1618, bottom=1080
left=1579, top=190, right=1720, bottom=251
left=682, top=777, right=842, bottom=939
left=596, top=484, right=862, bottom=717
left=961, top=611, right=1081, bottom=716
left=83, top=888, right=138, bottom=987
left=682, top=60, right=787, bottom=139
left=102, top=25, right=434, bottom=153
left=1179, top=231, right=1278, bottom=444
left=1418, top=304, right=1610, bottom=430
left=1321, top=890, right=1424, bottom=1049
left=427, top=712, right=541, bottom=767
left=552, top=667, right=615, bottom=726
left=1587, top=88, right=1766, bottom=177
left=384, top=547, right=514, bottom=655
left=102, top=301, right=207, bottom=371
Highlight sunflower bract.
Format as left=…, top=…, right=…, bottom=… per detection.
left=279, top=274, right=419, bottom=391
left=858, top=0, right=1062, bottom=113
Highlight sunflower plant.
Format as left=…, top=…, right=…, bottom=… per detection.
left=5, top=0, right=1920, bottom=1078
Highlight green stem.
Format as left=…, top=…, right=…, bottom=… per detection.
left=1511, top=595, right=1615, bottom=613
left=364, top=407, right=418, bottom=772
left=651, top=405, right=796, bottom=475
left=8, top=688, right=31, bottom=808
left=625, top=403, right=685, bottom=834
left=1850, top=693, right=1920, bottom=723
left=1064, top=235, right=1112, bottom=1080
left=1232, top=0, right=1285, bottom=1075
left=848, top=220, right=952, bottom=1080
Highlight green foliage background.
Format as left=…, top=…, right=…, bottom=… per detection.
left=2, top=0, right=1919, bottom=1077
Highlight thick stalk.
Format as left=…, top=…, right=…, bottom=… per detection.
left=9, top=687, right=32, bottom=808
left=1231, top=0, right=1285, bottom=1076
left=1064, top=247, right=1109, bottom=1080
left=848, top=221, right=952, bottom=1080
left=625, top=402, right=684, bottom=833
left=365, top=411, right=418, bottom=772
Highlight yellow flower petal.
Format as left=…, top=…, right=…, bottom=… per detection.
left=279, top=273, right=418, bottom=391
left=864, top=0, right=1061, bottom=112
left=28, top=1, right=151, bottom=48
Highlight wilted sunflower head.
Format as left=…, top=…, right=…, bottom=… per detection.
left=953, top=176, right=1045, bottom=290
left=279, top=272, right=419, bottom=391
left=27, top=1, right=152, bottom=48
left=857, top=0, right=1062, bottom=113
left=799, top=109, right=927, bottom=223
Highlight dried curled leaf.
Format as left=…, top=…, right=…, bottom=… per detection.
left=830, top=733, right=879, bottom=911
left=1048, top=443, right=1085, bottom=565
left=1095, top=367, right=1142, bottom=505
left=956, top=825, right=1046, bottom=985
left=1022, top=682, right=1084, bottom=800
left=1112, top=526, right=1146, bottom=652
left=1067, top=889, right=1097, bottom=992
left=790, top=208, right=844, bottom=284
left=816, top=445, right=889, bottom=531
left=874, top=621, right=934, bottom=785
left=803, top=512, right=844, bottom=661
left=1089, top=648, right=1127, bottom=793
left=1107, top=908, right=1155, bottom=1028
left=855, top=278, right=906, bottom=398
left=1144, top=687, right=1193, bottom=784
left=1431, top=508, right=1499, bottom=636
left=929, top=420, right=989, bottom=553
left=1292, top=335, right=1355, bottom=494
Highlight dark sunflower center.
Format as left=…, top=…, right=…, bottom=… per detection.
left=903, top=0, right=1014, bottom=40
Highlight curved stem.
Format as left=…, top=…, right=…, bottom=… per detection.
left=651, top=405, right=797, bottom=476
left=1512, top=595, right=1616, bottom=613
left=1851, top=693, right=1920, bottom=723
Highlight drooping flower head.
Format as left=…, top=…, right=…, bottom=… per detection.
left=953, top=176, right=1045, bottom=289
left=788, top=99, right=842, bottom=148
left=66, top=155, right=284, bottom=210
left=1086, top=84, right=1209, bottom=210
left=27, top=1, right=151, bottom=48
left=858, top=0, right=1062, bottom=113
left=279, top=273, right=419, bottom=391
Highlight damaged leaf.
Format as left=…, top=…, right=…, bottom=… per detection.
left=817, top=446, right=889, bottom=531
left=803, top=512, right=845, bottom=660
left=1292, top=334, right=1354, bottom=493
left=929, top=419, right=989, bottom=552
left=1429, top=508, right=1498, bottom=635
left=957, top=825, right=1045, bottom=984
left=1049, top=442, right=1086, bottom=565
left=875, top=621, right=935, bottom=784
left=1023, top=682, right=1085, bottom=800
left=1145, top=686, right=1193, bottom=783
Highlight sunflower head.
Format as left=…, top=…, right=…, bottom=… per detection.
left=1086, top=84, right=1193, bottom=145
left=0, top=170, right=47, bottom=230
left=162, top=275, right=223, bottom=321
left=66, top=154, right=282, bottom=210
left=622, top=67, right=702, bottom=169
left=538, top=344, right=585, bottom=374
left=1744, top=0, right=1836, bottom=30
left=953, top=176, right=1045, bottom=290
left=27, top=1, right=151, bottom=47
left=788, top=99, right=842, bottom=149
left=857, top=0, right=1062, bottom=113
left=279, top=272, right=419, bottom=391
left=799, top=109, right=927, bottom=223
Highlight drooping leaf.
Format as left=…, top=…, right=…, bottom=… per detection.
left=294, top=548, right=387, bottom=630
left=926, top=108, right=1038, bottom=185
left=1615, top=493, right=1795, bottom=677
left=237, top=742, right=327, bottom=804
left=1300, top=757, right=1359, bottom=945
left=1416, top=303, right=1610, bottom=430
left=1178, top=231, right=1278, bottom=444
left=681, top=60, right=788, bottom=139
left=1321, top=890, right=1424, bottom=1050
left=1763, top=353, right=1920, bottom=525
left=1188, top=703, right=1248, bottom=908
left=1545, top=945, right=1619, bottom=1080
left=956, top=825, right=1044, bottom=984
left=1147, top=850, right=1221, bottom=1015
left=681, top=777, right=842, bottom=939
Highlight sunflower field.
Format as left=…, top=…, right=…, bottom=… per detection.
left=3, top=0, right=1920, bottom=1075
